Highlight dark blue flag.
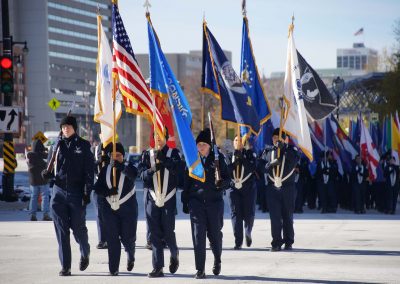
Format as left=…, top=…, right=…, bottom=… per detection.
left=202, top=22, right=260, bottom=134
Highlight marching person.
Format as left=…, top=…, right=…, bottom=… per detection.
left=42, top=115, right=94, bottom=276
left=94, top=142, right=138, bottom=275
left=316, top=151, right=339, bottom=213
left=182, top=128, right=230, bottom=279
left=263, top=128, right=300, bottom=251
left=294, top=157, right=310, bottom=214
left=351, top=155, right=368, bottom=214
left=142, top=128, right=181, bottom=278
left=26, top=139, right=52, bottom=221
left=383, top=156, right=400, bottom=214
left=228, top=135, right=257, bottom=249
left=92, top=139, right=111, bottom=249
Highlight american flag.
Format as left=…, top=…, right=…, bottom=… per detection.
left=111, top=3, right=164, bottom=136
left=354, top=27, right=364, bottom=36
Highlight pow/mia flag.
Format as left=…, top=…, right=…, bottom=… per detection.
left=296, top=51, right=336, bottom=121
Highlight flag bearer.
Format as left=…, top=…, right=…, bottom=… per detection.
left=228, top=135, right=257, bottom=249
left=351, top=155, right=368, bottom=214
left=182, top=128, right=230, bottom=279
left=263, top=128, right=300, bottom=251
left=142, top=128, right=181, bottom=278
left=94, top=142, right=138, bottom=275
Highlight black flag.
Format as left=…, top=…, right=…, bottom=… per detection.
left=296, top=51, right=336, bottom=120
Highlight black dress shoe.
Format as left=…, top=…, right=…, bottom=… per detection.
left=59, top=268, right=71, bottom=276
left=195, top=270, right=206, bottom=279
left=169, top=256, right=179, bottom=274
left=127, top=259, right=134, bottom=271
left=145, top=241, right=152, bottom=250
left=246, top=235, right=252, bottom=247
left=96, top=241, right=108, bottom=249
left=271, top=246, right=281, bottom=252
left=233, top=245, right=242, bottom=250
left=148, top=268, right=164, bottom=278
left=79, top=255, right=89, bottom=271
left=110, top=271, right=118, bottom=276
left=212, top=260, right=221, bottom=275
left=284, top=244, right=292, bottom=250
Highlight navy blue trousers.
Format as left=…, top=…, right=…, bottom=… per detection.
left=228, top=182, right=256, bottom=247
left=92, top=191, right=106, bottom=243
left=51, top=186, right=90, bottom=270
left=102, top=196, right=138, bottom=273
left=266, top=184, right=295, bottom=248
left=189, top=198, right=224, bottom=271
left=145, top=194, right=178, bottom=269
left=318, top=181, right=337, bottom=212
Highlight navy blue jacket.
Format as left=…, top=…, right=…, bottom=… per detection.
left=141, top=145, right=181, bottom=194
left=228, top=149, right=257, bottom=190
left=94, top=162, right=138, bottom=207
left=264, top=145, right=300, bottom=186
left=183, top=150, right=230, bottom=202
left=54, top=134, right=94, bottom=196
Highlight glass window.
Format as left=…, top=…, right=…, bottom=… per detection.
left=49, top=27, right=97, bottom=41
left=71, top=0, right=109, bottom=9
left=49, top=39, right=97, bottom=52
left=337, top=56, right=342, bottom=68
left=343, top=56, right=348, bottom=68
left=48, top=2, right=109, bottom=20
left=49, top=51, right=96, bottom=64
left=349, top=56, right=354, bottom=68
left=355, top=56, right=361, bottom=70
left=361, top=55, right=367, bottom=69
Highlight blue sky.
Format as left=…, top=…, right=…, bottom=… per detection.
left=118, top=0, right=400, bottom=76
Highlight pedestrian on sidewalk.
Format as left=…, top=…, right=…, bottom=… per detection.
left=26, top=139, right=52, bottom=221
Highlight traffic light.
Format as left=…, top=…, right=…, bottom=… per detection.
left=1, top=55, right=13, bottom=93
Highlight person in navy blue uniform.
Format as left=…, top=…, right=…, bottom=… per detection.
left=43, top=115, right=94, bottom=276
left=263, top=128, right=300, bottom=251
left=92, top=140, right=111, bottom=249
left=94, top=142, right=138, bottom=275
left=182, top=128, right=230, bottom=279
left=316, top=151, right=339, bottom=213
left=351, top=155, right=368, bottom=214
left=141, top=128, right=181, bottom=278
left=294, top=157, right=311, bottom=213
left=228, top=135, right=257, bottom=249
left=383, top=156, right=400, bottom=214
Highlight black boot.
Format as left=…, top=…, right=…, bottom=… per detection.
left=127, top=259, right=134, bottom=271
left=169, top=255, right=179, bottom=274
left=145, top=240, right=152, bottom=250
left=148, top=268, right=164, bottom=278
left=245, top=235, right=252, bottom=247
left=96, top=241, right=108, bottom=249
left=79, top=255, right=89, bottom=271
left=195, top=270, right=206, bottom=279
left=59, top=268, right=71, bottom=276
left=212, top=259, right=221, bottom=276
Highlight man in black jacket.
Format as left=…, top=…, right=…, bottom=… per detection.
left=141, top=128, right=181, bottom=278
left=43, top=115, right=94, bottom=276
left=182, top=128, right=230, bottom=279
left=263, top=128, right=300, bottom=251
left=27, top=139, right=51, bottom=221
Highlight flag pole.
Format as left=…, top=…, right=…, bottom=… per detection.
left=236, top=124, right=242, bottom=179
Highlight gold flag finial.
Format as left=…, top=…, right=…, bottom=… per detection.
left=112, top=0, right=118, bottom=4
left=288, top=13, right=295, bottom=37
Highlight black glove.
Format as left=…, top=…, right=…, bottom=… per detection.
left=109, top=186, right=118, bottom=196
left=277, top=141, right=286, bottom=150
left=82, top=193, right=91, bottom=206
left=215, top=179, right=224, bottom=191
left=156, top=150, right=166, bottom=163
left=99, top=155, right=110, bottom=165
left=41, top=169, right=54, bottom=180
left=182, top=202, right=189, bottom=214
left=110, top=159, right=125, bottom=171
left=234, top=150, right=243, bottom=161
left=268, top=158, right=282, bottom=168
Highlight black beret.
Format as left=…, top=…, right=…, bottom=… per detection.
left=272, top=128, right=286, bottom=139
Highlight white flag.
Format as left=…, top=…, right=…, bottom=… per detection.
left=360, top=119, right=380, bottom=181
left=94, top=15, right=121, bottom=146
left=282, top=26, right=313, bottom=160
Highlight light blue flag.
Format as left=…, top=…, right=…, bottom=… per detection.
left=147, top=16, right=205, bottom=182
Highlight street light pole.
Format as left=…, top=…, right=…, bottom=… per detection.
left=332, top=76, right=345, bottom=121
